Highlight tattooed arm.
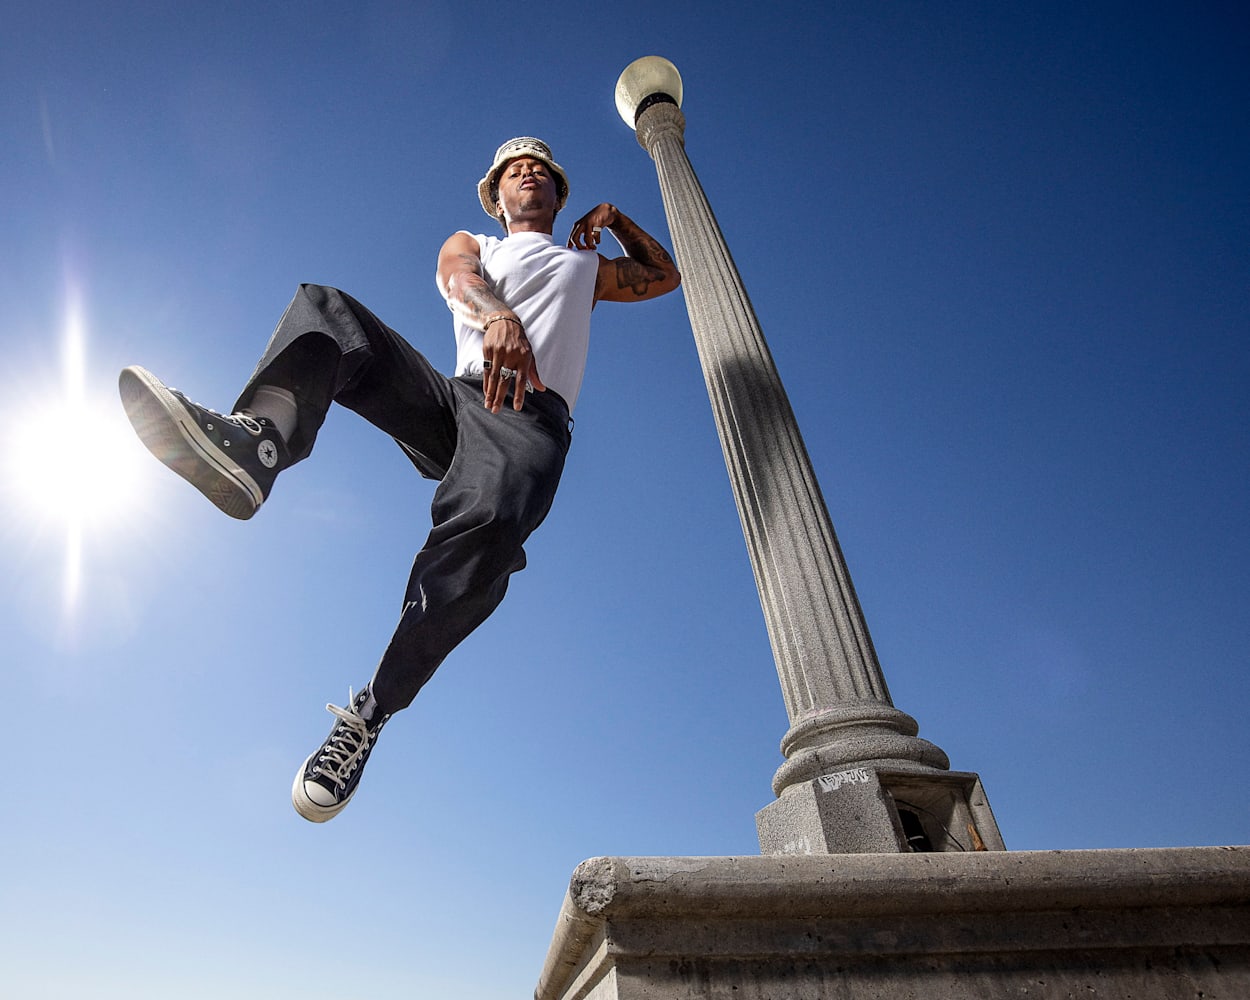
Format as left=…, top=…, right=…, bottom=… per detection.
left=437, top=232, right=513, bottom=329
left=436, top=232, right=545, bottom=413
left=566, top=204, right=681, bottom=304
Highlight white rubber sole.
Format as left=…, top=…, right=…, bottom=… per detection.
left=118, top=365, right=263, bottom=520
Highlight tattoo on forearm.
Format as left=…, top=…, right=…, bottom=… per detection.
left=612, top=220, right=674, bottom=267
left=460, top=283, right=500, bottom=320
left=449, top=255, right=509, bottom=323
left=607, top=215, right=676, bottom=296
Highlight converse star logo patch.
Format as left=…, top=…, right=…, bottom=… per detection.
left=258, top=439, right=279, bottom=469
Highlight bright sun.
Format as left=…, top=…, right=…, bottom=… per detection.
left=3, top=304, right=149, bottom=610
left=8, top=390, right=146, bottom=528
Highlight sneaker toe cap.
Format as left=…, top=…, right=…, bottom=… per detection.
left=302, top=779, right=339, bottom=807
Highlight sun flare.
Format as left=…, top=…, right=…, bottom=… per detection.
left=8, top=390, right=146, bottom=529
left=3, top=295, right=149, bottom=610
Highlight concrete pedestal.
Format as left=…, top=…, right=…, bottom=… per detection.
left=757, top=767, right=1006, bottom=855
left=535, top=847, right=1250, bottom=1000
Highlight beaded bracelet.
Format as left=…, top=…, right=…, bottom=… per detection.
left=483, top=313, right=521, bottom=332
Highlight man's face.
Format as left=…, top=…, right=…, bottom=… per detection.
left=495, top=156, right=558, bottom=225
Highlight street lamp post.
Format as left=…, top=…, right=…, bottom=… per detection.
left=615, top=57, right=1003, bottom=854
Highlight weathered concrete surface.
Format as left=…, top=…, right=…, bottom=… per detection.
left=535, top=847, right=1250, bottom=1000
left=756, top=767, right=1006, bottom=855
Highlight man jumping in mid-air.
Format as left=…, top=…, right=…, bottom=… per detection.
left=119, top=137, right=680, bottom=822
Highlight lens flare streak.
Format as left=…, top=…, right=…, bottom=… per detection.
left=4, top=284, right=147, bottom=621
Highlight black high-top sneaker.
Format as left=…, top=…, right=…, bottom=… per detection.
left=292, top=687, right=389, bottom=823
left=118, top=365, right=289, bottom=520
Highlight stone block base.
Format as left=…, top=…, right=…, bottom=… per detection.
left=535, top=847, right=1250, bottom=1000
left=756, top=766, right=1005, bottom=855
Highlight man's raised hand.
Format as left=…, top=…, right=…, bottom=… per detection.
left=567, top=203, right=620, bottom=251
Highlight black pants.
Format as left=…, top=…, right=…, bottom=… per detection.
left=235, top=284, right=572, bottom=713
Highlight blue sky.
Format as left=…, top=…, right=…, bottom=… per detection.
left=2, top=2, right=1247, bottom=997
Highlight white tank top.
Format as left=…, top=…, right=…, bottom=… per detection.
left=449, top=231, right=599, bottom=414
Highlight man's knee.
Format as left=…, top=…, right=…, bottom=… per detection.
left=468, top=507, right=531, bottom=561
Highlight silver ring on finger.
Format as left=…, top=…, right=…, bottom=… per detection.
left=499, top=367, right=517, bottom=380
left=481, top=359, right=492, bottom=371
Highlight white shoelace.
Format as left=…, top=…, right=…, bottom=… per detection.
left=312, top=696, right=372, bottom=790
left=228, top=412, right=264, bottom=436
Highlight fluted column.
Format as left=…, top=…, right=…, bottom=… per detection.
left=635, top=103, right=950, bottom=803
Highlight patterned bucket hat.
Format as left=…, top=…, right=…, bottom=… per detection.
left=477, top=137, right=570, bottom=218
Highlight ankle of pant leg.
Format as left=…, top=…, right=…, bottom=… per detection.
left=357, top=684, right=391, bottom=728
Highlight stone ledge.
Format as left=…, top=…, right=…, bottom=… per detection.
left=535, top=847, right=1250, bottom=1000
